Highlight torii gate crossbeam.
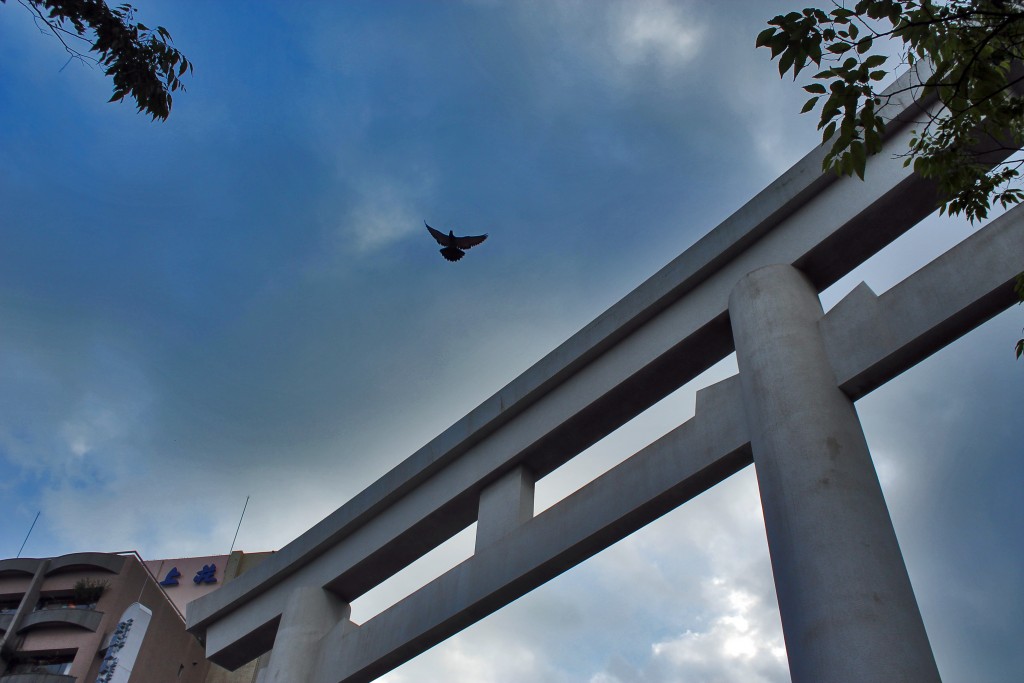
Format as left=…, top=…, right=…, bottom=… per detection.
left=186, top=67, right=1023, bottom=682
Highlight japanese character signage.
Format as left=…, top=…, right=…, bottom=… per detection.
left=95, top=617, right=132, bottom=683
left=94, top=602, right=152, bottom=683
left=157, top=563, right=218, bottom=587
left=193, top=563, right=218, bottom=585
left=158, top=567, right=181, bottom=586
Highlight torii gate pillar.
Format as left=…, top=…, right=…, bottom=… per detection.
left=263, top=587, right=351, bottom=683
left=730, top=264, right=941, bottom=683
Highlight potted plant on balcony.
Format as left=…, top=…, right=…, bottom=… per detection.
left=73, top=578, right=109, bottom=607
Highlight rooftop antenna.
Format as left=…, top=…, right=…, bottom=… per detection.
left=228, top=496, right=250, bottom=555
left=16, top=511, right=40, bottom=558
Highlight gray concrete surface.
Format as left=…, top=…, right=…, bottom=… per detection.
left=189, top=75, right=972, bottom=669
left=17, top=608, right=103, bottom=634
left=184, top=64, right=1023, bottom=680
left=196, top=198, right=1022, bottom=681
left=822, top=206, right=1024, bottom=399
left=0, top=560, right=49, bottom=665
left=307, top=208, right=1020, bottom=682
left=475, top=466, right=535, bottom=551
left=263, top=587, right=350, bottom=683
left=730, top=265, right=941, bottom=683
left=312, top=376, right=751, bottom=683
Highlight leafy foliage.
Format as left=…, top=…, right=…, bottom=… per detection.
left=1016, top=274, right=1024, bottom=357
left=73, top=577, right=109, bottom=604
left=757, top=0, right=1024, bottom=222
left=760, top=1, right=1024, bottom=362
left=3, top=0, right=192, bottom=120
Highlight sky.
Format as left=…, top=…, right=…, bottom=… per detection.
left=0, top=1, right=1021, bottom=681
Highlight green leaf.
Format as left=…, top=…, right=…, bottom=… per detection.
left=837, top=148, right=852, bottom=176
left=769, top=34, right=789, bottom=58
left=850, top=141, right=867, bottom=180
left=822, top=120, right=837, bottom=142
left=801, top=96, right=820, bottom=113
left=803, top=83, right=827, bottom=94
left=827, top=42, right=853, bottom=54
left=807, top=38, right=823, bottom=65
left=756, top=27, right=775, bottom=47
left=779, top=48, right=796, bottom=77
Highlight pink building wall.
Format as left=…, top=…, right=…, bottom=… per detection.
left=145, top=555, right=231, bottom=616
left=2, top=551, right=273, bottom=682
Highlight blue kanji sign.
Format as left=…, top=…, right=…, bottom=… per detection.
left=193, top=563, right=218, bottom=584
left=159, top=567, right=181, bottom=586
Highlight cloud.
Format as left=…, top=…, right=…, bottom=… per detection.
left=379, top=635, right=548, bottom=683
left=340, top=171, right=437, bottom=254
left=370, top=463, right=786, bottom=683
left=608, top=0, right=705, bottom=71
left=647, top=579, right=787, bottom=683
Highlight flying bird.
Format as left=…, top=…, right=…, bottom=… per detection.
left=425, top=221, right=488, bottom=262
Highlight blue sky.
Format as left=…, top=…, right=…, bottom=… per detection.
left=1, top=1, right=1021, bottom=681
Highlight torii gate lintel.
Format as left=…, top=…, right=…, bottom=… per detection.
left=186, top=66, right=1023, bottom=682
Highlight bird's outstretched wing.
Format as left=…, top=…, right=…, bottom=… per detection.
left=454, top=233, right=487, bottom=249
left=425, top=221, right=451, bottom=246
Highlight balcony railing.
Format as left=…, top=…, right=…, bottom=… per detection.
left=33, top=602, right=96, bottom=612
left=17, top=608, right=102, bottom=634
left=0, top=674, right=76, bottom=683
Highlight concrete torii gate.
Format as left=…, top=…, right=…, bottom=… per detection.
left=186, top=68, right=1023, bottom=683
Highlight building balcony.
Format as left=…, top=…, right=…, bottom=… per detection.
left=0, top=613, right=13, bottom=633
left=0, top=553, right=124, bottom=579
left=17, top=608, right=102, bottom=634
left=0, top=559, right=43, bottom=578
left=46, top=553, right=123, bottom=576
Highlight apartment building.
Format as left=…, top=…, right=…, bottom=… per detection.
left=0, top=550, right=271, bottom=683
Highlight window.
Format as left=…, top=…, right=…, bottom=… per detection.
left=36, top=593, right=96, bottom=611
left=7, top=652, right=75, bottom=674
